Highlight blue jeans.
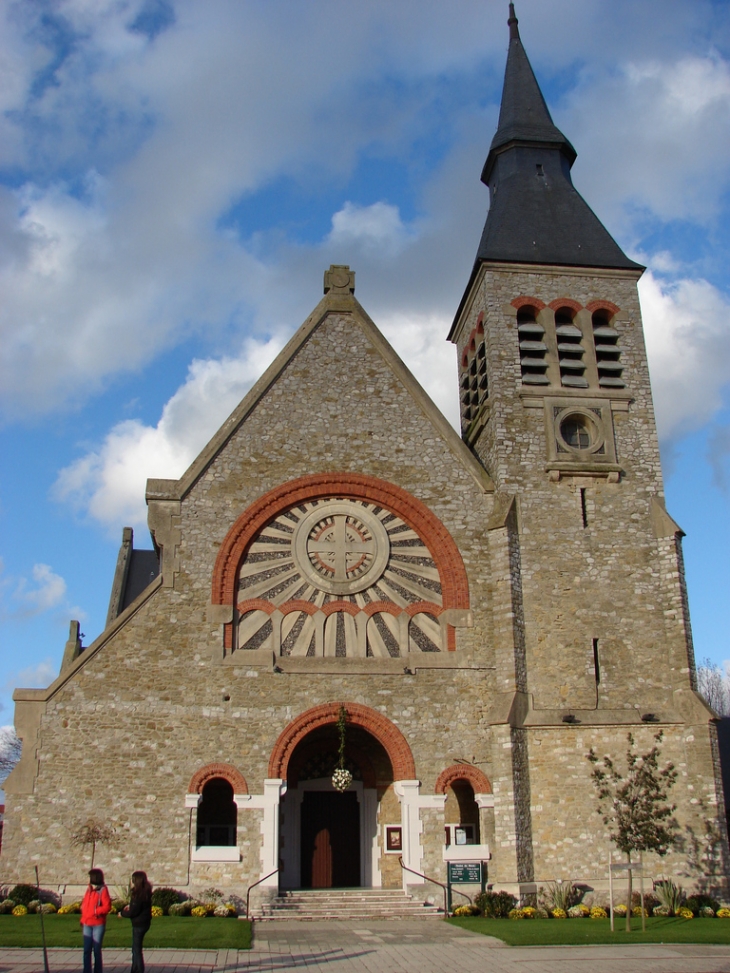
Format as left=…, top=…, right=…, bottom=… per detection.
left=82, top=923, right=105, bottom=973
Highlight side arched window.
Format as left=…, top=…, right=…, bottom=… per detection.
left=196, top=777, right=237, bottom=847
left=444, top=779, right=480, bottom=846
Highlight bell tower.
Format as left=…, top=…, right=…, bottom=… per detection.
left=449, top=4, right=695, bottom=715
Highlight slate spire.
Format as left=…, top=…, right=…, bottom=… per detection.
left=472, top=3, right=641, bottom=272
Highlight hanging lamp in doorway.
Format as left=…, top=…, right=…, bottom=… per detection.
left=332, top=704, right=353, bottom=792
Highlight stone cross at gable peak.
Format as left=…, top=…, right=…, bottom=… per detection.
left=324, top=264, right=356, bottom=295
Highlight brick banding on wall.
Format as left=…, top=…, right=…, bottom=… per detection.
left=435, top=764, right=492, bottom=795
left=188, top=762, right=248, bottom=795
left=268, top=702, right=417, bottom=781
left=212, top=473, right=470, bottom=612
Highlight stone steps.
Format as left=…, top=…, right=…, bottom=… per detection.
left=258, top=888, right=444, bottom=921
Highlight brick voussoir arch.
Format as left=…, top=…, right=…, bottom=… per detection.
left=268, top=702, right=416, bottom=781
left=586, top=300, right=620, bottom=316
left=435, top=764, right=492, bottom=795
left=549, top=297, right=583, bottom=313
left=212, top=472, right=470, bottom=611
left=511, top=296, right=546, bottom=311
left=188, top=762, right=248, bottom=795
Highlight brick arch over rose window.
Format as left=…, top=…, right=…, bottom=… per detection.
left=211, top=472, right=470, bottom=611
left=268, top=702, right=416, bottom=782
left=435, top=764, right=492, bottom=795
left=188, top=762, right=248, bottom=795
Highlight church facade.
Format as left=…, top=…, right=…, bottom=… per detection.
left=4, top=7, right=728, bottom=905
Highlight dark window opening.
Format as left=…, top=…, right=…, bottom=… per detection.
left=592, top=310, right=625, bottom=388
left=196, top=778, right=237, bottom=847
left=555, top=307, right=587, bottom=388
left=561, top=414, right=593, bottom=450
left=580, top=488, right=588, bottom=528
left=517, top=306, right=549, bottom=386
left=445, top=780, right=480, bottom=844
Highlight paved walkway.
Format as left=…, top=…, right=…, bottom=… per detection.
left=1, top=920, right=730, bottom=973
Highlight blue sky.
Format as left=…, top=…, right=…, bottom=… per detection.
left=1, top=0, right=730, bottom=723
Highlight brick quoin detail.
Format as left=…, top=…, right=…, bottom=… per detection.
left=212, top=473, right=470, bottom=612
left=511, top=296, right=546, bottom=311
left=435, top=764, right=492, bottom=795
left=586, top=300, right=620, bottom=316
left=268, top=702, right=416, bottom=781
left=188, top=762, right=248, bottom=795
left=549, top=297, right=583, bottom=313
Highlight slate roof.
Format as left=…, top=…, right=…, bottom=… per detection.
left=452, top=4, right=642, bottom=336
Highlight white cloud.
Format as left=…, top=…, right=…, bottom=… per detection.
left=54, top=335, right=283, bottom=531
left=14, top=564, right=67, bottom=615
left=9, top=659, right=57, bottom=691
left=640, top=271, right=730, bottom=442
left=329, top=202, right=414, bottom=255
left=566, top=53, right=730, bottom=229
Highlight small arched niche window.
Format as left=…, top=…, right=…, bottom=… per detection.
left=444, top=779, right=480, bottom=846
left=196, top=778, right=237, bottom=847
left=517, top=306, right=549, bottom=385
left=555, top=307, right=587, bottom=388
left=592, top=310, right=625, bottom=388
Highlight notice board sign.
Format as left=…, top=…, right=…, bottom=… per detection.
left=448, top=861, right=482, bottom=884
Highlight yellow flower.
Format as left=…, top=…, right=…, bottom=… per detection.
left=717, top=908, right=730, bottom=918
left=151, top=906, right=163, bottom=918
left=191, top=905, right=207, bottom=917
left=12, top=905, right=28, bottom=916
left=590, top=907, right=608, bottom=919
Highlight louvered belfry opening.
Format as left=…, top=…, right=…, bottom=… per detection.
left=555, top=306, right=587, bottom=388
left=517, top=305, right=549, bottom=385
left=592, top=309, right=625, bottom=388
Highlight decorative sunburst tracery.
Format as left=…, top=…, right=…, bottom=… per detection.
left=235, top=498, right=443, bottom=657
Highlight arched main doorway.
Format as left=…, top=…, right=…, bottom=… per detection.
left=272, top=703, right=414, bottom=890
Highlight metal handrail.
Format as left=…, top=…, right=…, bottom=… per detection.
left=245, top=868, right=280, bottom=921
left=398, top=856, right=472, bottom=916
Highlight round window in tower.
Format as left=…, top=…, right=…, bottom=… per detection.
left=559, top=412, right=598, bottom=452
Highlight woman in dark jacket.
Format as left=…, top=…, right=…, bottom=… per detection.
left=118, top=871, right=153, bottom=973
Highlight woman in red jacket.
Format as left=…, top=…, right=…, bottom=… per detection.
left=80, top=868, right=112, bottom=973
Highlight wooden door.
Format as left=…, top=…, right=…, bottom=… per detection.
left=301, top=791, right=361, bottom=888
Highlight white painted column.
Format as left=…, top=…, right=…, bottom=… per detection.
left=242, top=779, right=287, bottom=885
left=394, top=780, right=446, bottom=888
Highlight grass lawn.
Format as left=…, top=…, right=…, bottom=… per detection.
left=448, top=916, right=730, bottom=946
left=0, top=915, right=252, bottom=949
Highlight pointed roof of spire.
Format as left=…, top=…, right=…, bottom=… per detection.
left=483, top=2, right=576, bottom=182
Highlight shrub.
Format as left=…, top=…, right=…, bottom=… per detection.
left=0, top=900, right=15, bottom=915
left=677, top=906, right=694, bottom=919
left=654, top=880, right=684, bottom=916
left=540, top=882, right=579, bottom=913
left=568, top=905, right=589, bottom=918
left=686, top=894, right=720, bottom=916
left=613, top=904, right=627, bottom=917
left=632, top=906, right=649, bottom=917
left=716, top=908, right=730, bottom=918
left=223, top=902, right=237, bottom=916
left=38, top=903, right=56, bottom=915
left=201, top=887, right=223, bottom=903
left=151, top=905, right=163, bottom=918
left=521, top=906, right=537, bottom=919
left=452, top=904, right=479, bottom=917
left=111, top=899, right=127, bottom=913
left=475, top=890, right=517, bottom=918
left=550, top=908, right=567, bottom=918
left=58, top=903, right=81, bottom=915
left=8, top=885, right=37, bottom=907
left=168, top=901, right=191, bottom=917
left=151, top=887, right=182, bottom=915
left=590, top=907, right=608, bottom=919
left=191, top=905, right=207, bottom=918
left=652, top=905, right=671, bottom=916
left=27, top=900, right=40, bottom=914
left=700, top=906, right=716, bottom=917
left=12, top=905, right=28, bottom=916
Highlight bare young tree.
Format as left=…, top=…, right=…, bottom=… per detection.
left=587, top=732, right=679, bottom=931
left=0, top=728, right=22, bottom=786
left=70, top=820, right=117, bottom=869
left=696, top=658, right=730, bottom=716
